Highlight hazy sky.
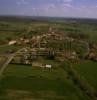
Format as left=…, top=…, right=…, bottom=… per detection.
left=0, top=0, right=97, bottom=18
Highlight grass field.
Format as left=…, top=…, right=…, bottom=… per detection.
left=0, top=45, right=26, bottom=54
left=0, top=18, right=97, bottom=42
left=73, top=60, right=97, bottom=91
left=0, top=56, right=7, bottom=68
left=0, top=63, right=90, bottom=100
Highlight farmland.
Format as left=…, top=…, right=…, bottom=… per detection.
left=73, top=60, right=97, bottom=91
left=0, top=16, right=97, bottom=100
left=0, top=63, right=89, bottom=100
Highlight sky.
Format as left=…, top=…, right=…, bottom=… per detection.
left=0, top=0, right=97, bottom=18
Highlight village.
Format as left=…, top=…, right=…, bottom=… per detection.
left=5, top=27, right=97, bottom=69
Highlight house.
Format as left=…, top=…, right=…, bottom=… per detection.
left=24, top=39, right=30, bottom=43
left=63, top=50, right=77, bottom=60
left=20, top=37, right=24, bottom=41
left=36, top=36, right=41, bottom=40
left=8, top=40, right=17, bottom=45
left=25, top=60, right=30, bottom=64
left=45, top=65, right=52, bottom=69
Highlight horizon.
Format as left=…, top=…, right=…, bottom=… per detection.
left=0, top=15, right=97, bottom=20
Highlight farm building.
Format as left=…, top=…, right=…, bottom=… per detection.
left=8, top=40, right=17, bottom=45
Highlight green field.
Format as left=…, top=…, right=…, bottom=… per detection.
left=0, top=45, right=26, bottom=54
left=73, top=60, right=97, bottom=91
left=0, top=18, right=97, bottom=42
left=0, top=63, right=90, bottom=100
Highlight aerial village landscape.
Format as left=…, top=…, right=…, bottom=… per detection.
left=0, top=18, right=97, bottom=100
left=0, top=0, right=97, bottom=100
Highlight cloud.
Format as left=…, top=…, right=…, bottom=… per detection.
left=30, top=2, right=97, bottom=18
left=14, top=0, right=97, bottom=18
left=63, top=0, right=73, bottom=3
left=16, top=0, right=29, bottom=6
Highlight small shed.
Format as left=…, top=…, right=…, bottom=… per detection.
left=45, top=65, right=52, bottom=69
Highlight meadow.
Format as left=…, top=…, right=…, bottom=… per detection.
left=73, top=60, right=97, bottom=91
left=0, top=63, right=90, bottom=100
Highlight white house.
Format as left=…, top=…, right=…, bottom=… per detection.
left=45, top=65, right=52, bottom=69
left=8, top=40, right=17, bottom=45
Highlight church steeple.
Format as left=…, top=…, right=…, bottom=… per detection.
left=49, top=26, right=52, bottom=32
left=48, top=26, right=54, bottom=34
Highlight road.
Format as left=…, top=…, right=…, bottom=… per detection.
left=0, top=47, right=29, bottom=76
left=0, top=54, right=14, bottom=76
left=0, top=24, right=33, bottom=76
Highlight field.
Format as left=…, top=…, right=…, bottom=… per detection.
left=0, top=63, right=90, bottom=100
left=0, top=17, right=97, bottom=43
left=73, top=60, right=97, bottom=91
left=0, top=17, right=97, bottom=100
